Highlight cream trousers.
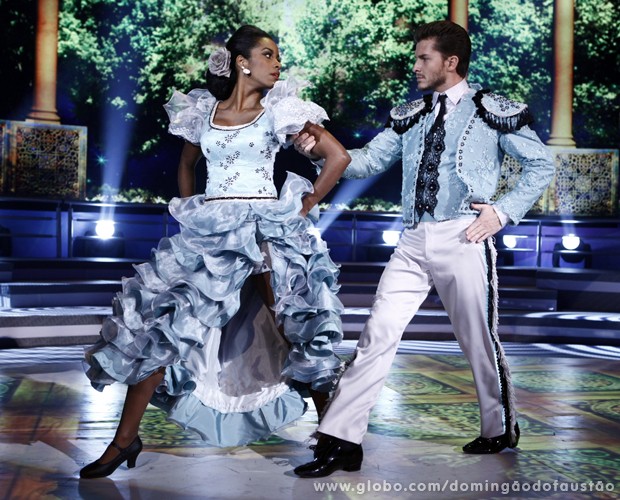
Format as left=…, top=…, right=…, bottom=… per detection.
left=319, top=217, right=517, bottom=444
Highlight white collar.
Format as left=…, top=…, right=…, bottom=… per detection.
left=433, top=79, right=469, bottom=107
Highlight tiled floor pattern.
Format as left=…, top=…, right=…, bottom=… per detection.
left=0, top=341, right=619, bottom=499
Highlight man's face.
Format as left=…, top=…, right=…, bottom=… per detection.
left=413, top=38, right=449, bottom=92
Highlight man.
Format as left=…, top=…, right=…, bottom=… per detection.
left=292, top=20, right=555, bottom=478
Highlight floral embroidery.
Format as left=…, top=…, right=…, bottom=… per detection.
left=222, top=151, right=241, bottom=170
left=264, top=130, right=277, bottom=143
left=255, top=165, right=271, bottom=181
left=260, top=131, right=278, bottom=160
left=216, top=130, right=241, bottom=149
left=260, top=146, right=274, bottom=160
left=219, top=172, right=240, bottom=191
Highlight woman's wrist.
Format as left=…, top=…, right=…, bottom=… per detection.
left=301, top=194, right=319, bottom=215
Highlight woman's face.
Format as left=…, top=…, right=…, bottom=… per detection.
left=244, top=37, right=281, bottom=88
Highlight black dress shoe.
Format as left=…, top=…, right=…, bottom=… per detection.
left=294, top=435, right=363, bottom=478
left=80, top=436, right=143, bottom=479
left=463, top=422, right=520, bottom=454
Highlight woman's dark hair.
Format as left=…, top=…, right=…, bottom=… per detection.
left=206, top=25, right=274, bottom=100
left=414, top=20, right=471, bottom=78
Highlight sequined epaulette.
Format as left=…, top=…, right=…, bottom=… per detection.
left=386, top=95, right=433, bottom=134
left=473, top=89, right=534, bottom=132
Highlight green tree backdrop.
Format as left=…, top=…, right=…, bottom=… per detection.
left=0, top=0, right=618, bottom=201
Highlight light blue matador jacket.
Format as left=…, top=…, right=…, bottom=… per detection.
left=342, top=83, right=555, bottom=228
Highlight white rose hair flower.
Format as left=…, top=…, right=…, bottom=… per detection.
left=208, top=47, right=232, bottom=78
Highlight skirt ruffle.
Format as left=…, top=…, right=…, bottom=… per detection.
left=84, top=172, right=344, bottom=446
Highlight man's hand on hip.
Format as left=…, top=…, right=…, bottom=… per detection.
left=466, top=203, right=503, bottom=243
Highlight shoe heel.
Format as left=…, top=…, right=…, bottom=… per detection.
left=125, top=436, right=143, bottom=469
left=127, top=452, right=139, bottom=469
left=343, top=462, right=362, bottom=472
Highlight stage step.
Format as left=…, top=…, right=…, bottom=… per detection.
left=0, top=258, right=137, bottom=281
left=537, top=268, right=620, bottom=313
left=338, top=284, right=557, bottom=311
left=340, top=308, right=620, bottom=345
left=339, top=264, right=541, bottom=287
left=2, top=305, right=619, bottom=348
left=0, top=260, right=619, bottom=347
left=0, top=281, right=119, bottom=308
left=0, top=306, right=106, bottom=348
left=0, top=278, right=557, bottom=311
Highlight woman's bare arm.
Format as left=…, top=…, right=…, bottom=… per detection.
left=298, top=123, right=350, bottom=217
left=177, top=142, right=204, bottom=198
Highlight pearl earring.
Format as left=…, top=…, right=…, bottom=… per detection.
left=241, top=66, right=251, bottom=75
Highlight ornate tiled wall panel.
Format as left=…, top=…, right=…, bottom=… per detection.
left=499, top=148, right=619, bottom=216
left=0, top=120, right=87, bottom=199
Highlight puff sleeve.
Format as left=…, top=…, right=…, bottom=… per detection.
left=261, top=78, right=329, bottom=145
left=163, top=89, right=217, bottom=145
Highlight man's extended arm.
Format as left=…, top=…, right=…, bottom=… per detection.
left=295, top=127, right=404, bottom=180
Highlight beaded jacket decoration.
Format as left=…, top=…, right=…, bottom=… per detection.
left=385, top=89, right=534, bottom=135
left=473, top=89, right=534, bottom=132
left=386, top=94, right=434, bottom=134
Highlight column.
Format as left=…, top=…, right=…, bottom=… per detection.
left=27, top=0, right=61, bottom=123
left=449, top=0, right=469, bottom=31
left=547, top=0, right=576, bottom=147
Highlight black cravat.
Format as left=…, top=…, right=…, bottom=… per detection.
left=415, top=93, right=447, bottom=220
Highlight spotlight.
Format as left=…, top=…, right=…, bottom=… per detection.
left=73, top=220, right=124, bottom=258
left=95, top=219, right=115, bottom=239
left=502, top=235, right=518, bottom=249
left=497, top=233, right=528, bottom=266
left=552, top=233, right=591, bottom=268
left=561, top=234, right=580, bottom=251
left=382, top=230, right=401, bottom=246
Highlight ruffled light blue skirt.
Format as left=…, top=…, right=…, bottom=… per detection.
left=83, top=172, right=344, bottom=447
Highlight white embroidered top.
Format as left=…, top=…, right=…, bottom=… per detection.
left=164, top=78, right=328, bottom=200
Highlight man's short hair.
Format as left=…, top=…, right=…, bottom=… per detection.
left=414, top=20, right=471, bottom=77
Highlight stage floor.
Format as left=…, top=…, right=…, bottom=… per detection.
left=1, top=341, right=619, bottom=499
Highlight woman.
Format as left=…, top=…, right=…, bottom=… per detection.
left=80, top=25, right=350, bottom=479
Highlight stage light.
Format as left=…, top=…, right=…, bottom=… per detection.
left=497, top=233, right=528, bottom=266
left=95, top=219, right=116, bottom=239
left=500, top=234, right=528, bottom=249
left=562, top=234, right=580, bottom=251
left=502, top=235, right=518, bottom=249
left=553, top=233, right=591, bottom=268
left=382, top=230, right=401, bottom=246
